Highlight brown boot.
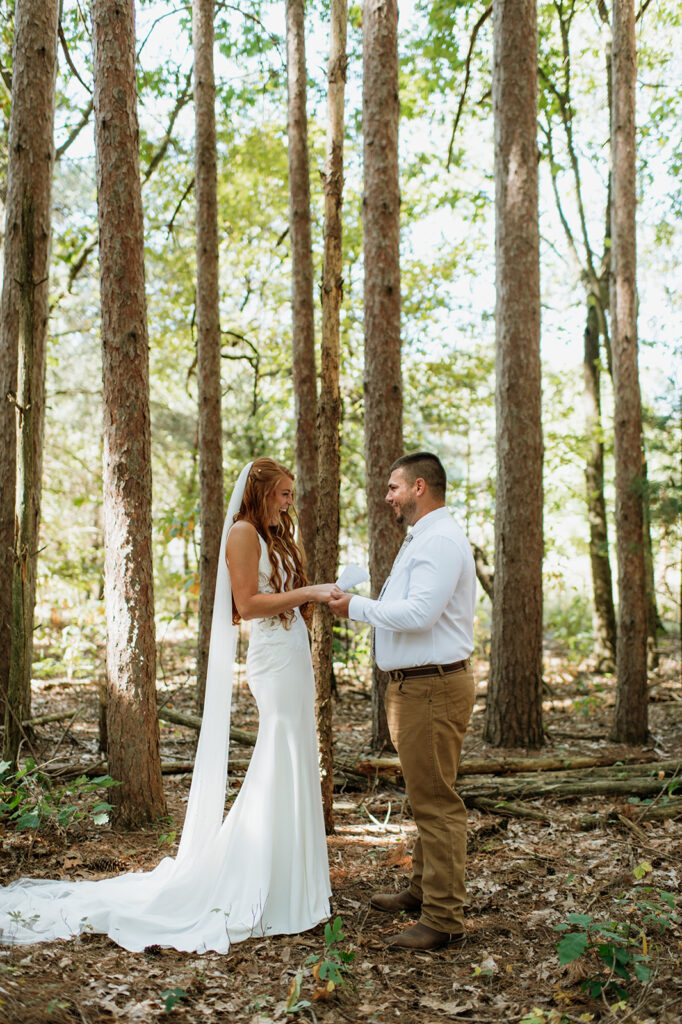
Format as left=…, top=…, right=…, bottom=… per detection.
left=370, top=889, right=422, bottom=914
left=384, top=922, right=466, bottom=951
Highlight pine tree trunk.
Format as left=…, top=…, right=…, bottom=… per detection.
left=286, top=0, right=317, bottom=577
left=362, top=0, right=403, bottom=750
left=484, top=0, right=544, bottom=749
left=193, top=0, right=224, bottom=711
left=92, top=0, right=166, bottom=824
left=640, top=451, right=659, bottom=668
left=312, top=0, right=347, bottom=836
left=610, top=0, right=648, bottom=744
left=583, top=301, right=617, bottom=669
left=0, top=0, right=59, bottom=760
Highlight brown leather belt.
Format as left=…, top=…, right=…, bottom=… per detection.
left=388, top=659, right=469, bottom=682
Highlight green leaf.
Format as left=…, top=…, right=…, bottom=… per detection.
left=565, top=913, right=593, bottom=927
left=161, top=987, right=188, bottom=1013
left=634, top=962, right=651, bottom=982
left=16, top=811, right=41, bottom=831
left=92, top=812, right=110, bottom=826
left=557, top=932, right=588, bottom=964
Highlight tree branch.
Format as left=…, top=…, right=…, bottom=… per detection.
left=141, top=69, right=193, bottom=185
left=58, top=22, right=91, bottom=93
left=446, top=3, right=493, bottom=170
left=166, top=177, right=195, bottom=236
left=55, top=99, right=94, bottom=162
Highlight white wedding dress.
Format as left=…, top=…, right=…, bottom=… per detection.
left=0, top=466, right=330, bottom=953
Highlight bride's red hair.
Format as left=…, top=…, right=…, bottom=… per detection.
left=232, top=457, right=310, bottom=626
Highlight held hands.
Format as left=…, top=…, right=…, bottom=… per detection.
left=306, top=583, right=352, bottom=616
left=307, top=583, right=344, bottom=604
left=328, top=587, right=352, bottom=618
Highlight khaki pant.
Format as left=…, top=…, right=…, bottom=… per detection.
left=385, top=663, right=476, bottom=933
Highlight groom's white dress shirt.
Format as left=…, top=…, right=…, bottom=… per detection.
left=348, top=507, right=476, bottom=672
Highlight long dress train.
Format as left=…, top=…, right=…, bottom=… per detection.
left=0, top=533, right=330, bottom=953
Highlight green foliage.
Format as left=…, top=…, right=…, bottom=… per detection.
left=160, top=987, right=189, bottom=1014
left=304, top=915, right=355, bottom=989
left=0, top=760, right=119, bottom=833
left=544, top=592, right=593, bottom=659
left=554, top=887, right=678, bottom=1001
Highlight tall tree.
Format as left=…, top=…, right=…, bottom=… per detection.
left=91, top=0, right=166, bottom=823
left=312, top=0, right=347, bottom=834
left=610, top=0, right=648, bottom=743
left=583, top=300, right=617, bottom=667
left=362, top=0, right=403, bottom=750
left=538, top=2, right=617, bottom=668
left=1, top=0, right=59, bottom=762
left=193, top=0, right=224, bottom=711
left=285, top=0, right=317, bottom=576
left=484, top=0, right=544, bottom=749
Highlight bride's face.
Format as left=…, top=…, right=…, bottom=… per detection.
left=267, top=476, right=295, bottom=525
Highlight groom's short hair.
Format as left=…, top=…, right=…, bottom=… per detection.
left=391, top=452, right=447, bottom=499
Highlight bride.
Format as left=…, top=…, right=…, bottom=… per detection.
left=0, top=458, right=334, bottom=953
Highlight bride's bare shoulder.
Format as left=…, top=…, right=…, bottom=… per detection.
left=226, top=519, right=260, bottom=560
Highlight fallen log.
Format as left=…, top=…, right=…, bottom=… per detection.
left=467, top=796, right=552, bottom=823
left=355, top=751, right=666, bottom=779
left=43, top=757, right=255, bottom=780
left=158, top=706, right=257, bottom=747
left=575, top=796, right=682, bottom=830
left=459, top=774, right=679, bottom=801
left=21, top=709, right=82, bottom=727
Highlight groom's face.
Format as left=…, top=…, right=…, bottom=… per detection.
left=386, top=468, right=418, bottom=527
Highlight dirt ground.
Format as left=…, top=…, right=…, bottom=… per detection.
left=1, top=631, right=680, bottom=1024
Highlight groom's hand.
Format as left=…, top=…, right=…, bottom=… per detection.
left=329, top=588, right=352, bottom=617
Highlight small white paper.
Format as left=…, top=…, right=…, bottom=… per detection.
left=335, top=563, right=370, bottom=590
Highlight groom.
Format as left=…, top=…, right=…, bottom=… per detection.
left=329, top=452, right=477, bottom=951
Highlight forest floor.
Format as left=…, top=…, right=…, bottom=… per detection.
left=1, top=629, right=681, bottom=1024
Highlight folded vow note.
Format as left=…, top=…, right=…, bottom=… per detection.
left=335, top=564, right=370, bottom=590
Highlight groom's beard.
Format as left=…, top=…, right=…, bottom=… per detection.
left=394, top=498, right=417, bottom=526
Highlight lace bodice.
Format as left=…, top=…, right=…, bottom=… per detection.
left=251, top=534, right=306, bottom=644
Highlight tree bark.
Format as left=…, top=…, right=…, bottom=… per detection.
left=362, top=0, right=403, bottom=750
left=285, top=0, right=317, bottom=577
left=92, top=0, right=166, bottom=824
left=583, top=302, right=617, bottom=668
left=193, top=0, right=224, bottom=711
left=484, top=0, right=544, bottom=748
left=610, top=0, right=648, bottom=744
left=1, top=0, right=59, bottom=762
left=311, top=0, right=347, bottom=836
left=640, top=450, right=660, bottom=668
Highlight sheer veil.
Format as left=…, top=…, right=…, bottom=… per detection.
left=0, top=462, right=255, bottom=951
left=176, top=460, right=252, bottom=859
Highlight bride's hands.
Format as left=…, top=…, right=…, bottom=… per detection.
left=307, top=583, right=344, bottom=604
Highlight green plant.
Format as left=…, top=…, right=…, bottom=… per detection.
left=0, top=759, right=119, bottom=832
left=304, top=916, right=355, bottom=996
left=160, top=987, right=189, bottom=1014
left=554, top=912, right=651, bottom=1000
left=155, top=815, right=178, bottom=847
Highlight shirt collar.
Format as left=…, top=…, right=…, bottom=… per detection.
left=408, top=505, right=449, bottom=539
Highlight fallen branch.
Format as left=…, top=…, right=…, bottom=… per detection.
left=21, top=709, right=82, bottom=727
left=575, top=796, right=682, bottom=830
left=158, top=706, right=257, bottom=747
left=355, top=751, right=665, bottom=778
left=467, top=796, right=552, bottom=823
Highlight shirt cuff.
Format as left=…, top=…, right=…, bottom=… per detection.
left=348, top=594, right=371, bottom=622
